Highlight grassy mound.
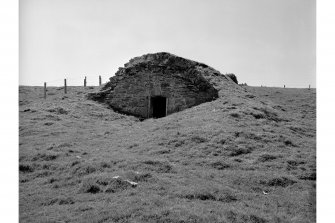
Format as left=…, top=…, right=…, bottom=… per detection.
left=19, top=85, right=316, bottom=222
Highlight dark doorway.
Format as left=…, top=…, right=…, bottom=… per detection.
left=151, top=96, right=167, bottom=118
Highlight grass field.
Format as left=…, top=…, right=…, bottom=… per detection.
left=19, top=85, right=316, bottom=223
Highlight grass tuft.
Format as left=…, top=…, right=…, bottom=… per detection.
left=180, top=188, right=238, bottom=203
left=257, top=154, right=278, bottom=162
left=42, top=197, right=75, bottom=206
left=78, top=179, right=102, bottom=194
left=260, top=176, right=297, bottom=187
left=210, top=161, right=231, bottom=170
left=19, top=164, right=34, bottom=173
left=31, top=153, right=58, bottom=161
left=46, top=107, right=69, bottom=115
left=142, top=160, right=173, bottom=173
left=228, top=146, right=253, bottom=157
left=124, top=171, right=153, bottom=182
left=72, top=163, right=97, bottom=176
left=105, top=178, right=134, bottom=193
left=230, top=112, right=240, bottom=118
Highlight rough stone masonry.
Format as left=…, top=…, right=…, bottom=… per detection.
left=88, top=52, right=237, bottom=119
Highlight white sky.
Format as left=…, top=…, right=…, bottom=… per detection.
left=19, top=0, right=315, bottom=87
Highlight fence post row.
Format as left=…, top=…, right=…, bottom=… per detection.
left=43, top=75, right=108, bottom=98
left=44, top=76, right=314, bottom=99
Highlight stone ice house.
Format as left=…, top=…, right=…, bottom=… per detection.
left=88, top=52, right=237, bottom=119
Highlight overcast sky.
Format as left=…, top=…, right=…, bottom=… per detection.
left=19, top=0, right=315, bottom=87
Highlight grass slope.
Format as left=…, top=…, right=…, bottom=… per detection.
left=19, top=85, right=316, bottom=223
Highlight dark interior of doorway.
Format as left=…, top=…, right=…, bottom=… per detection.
left=151, top=96, right=166, bottom=118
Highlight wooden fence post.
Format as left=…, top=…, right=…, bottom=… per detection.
left=64, top=79, right=67, bottom=94
left=99, top=75, right=102, bottom=86
left=84, top=76, right=87, bottom=87
left=309, top=84, right=311, bottom=90
left=44, top=82, right=47, bottom=99
left=284, top=85, right=285, bottom=88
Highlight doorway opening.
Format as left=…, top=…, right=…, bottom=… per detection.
left=151, top=96, right=167, bottom=118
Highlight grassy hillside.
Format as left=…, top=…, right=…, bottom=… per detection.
left=19, top=85, right=316, bottom=223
